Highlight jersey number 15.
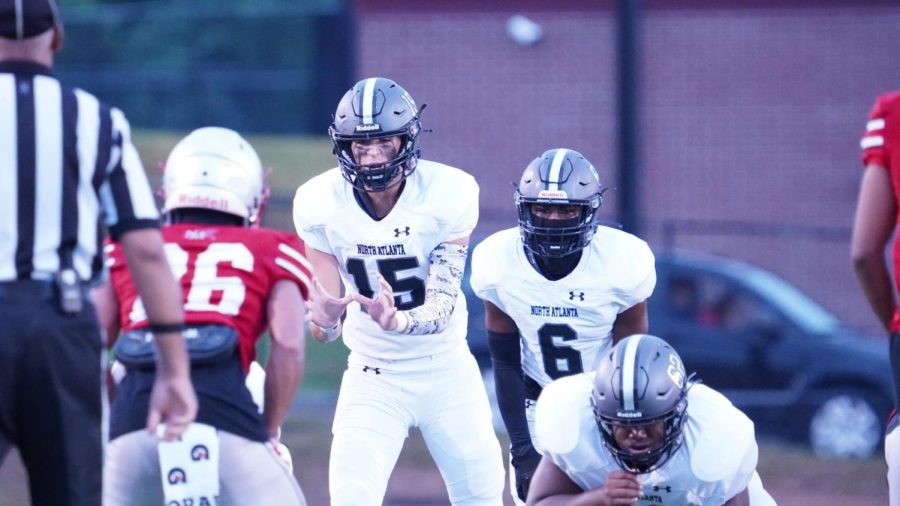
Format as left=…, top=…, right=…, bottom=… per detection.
left=346, top=257, right=425, bottom=310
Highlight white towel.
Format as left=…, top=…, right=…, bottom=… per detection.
left=157, top=423, right=220, bottom=504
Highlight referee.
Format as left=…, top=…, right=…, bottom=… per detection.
left=0, top=1, right=196, bottom=505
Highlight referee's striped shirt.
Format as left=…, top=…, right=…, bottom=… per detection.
left=0, top=60, right=160, bottom=283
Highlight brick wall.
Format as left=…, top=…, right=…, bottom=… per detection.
left=353, top=0, right=900, bottom=332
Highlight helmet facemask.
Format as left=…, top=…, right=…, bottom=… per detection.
left=516, top=194, right=601, bottom=258
left=332, top=128, right=421, bottom=192
left=594, top=397, right=688, bottom=473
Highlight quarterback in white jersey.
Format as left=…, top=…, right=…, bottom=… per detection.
left=528, top=334, right=776, bottom=506
left=293, top=77, right=504, bottom=505
left=295, top=157, right=475, bottom=359
left=470, top=148, right=655, bottom=502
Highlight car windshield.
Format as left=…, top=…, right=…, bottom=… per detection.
left=739, top=265, right=840, bottom=335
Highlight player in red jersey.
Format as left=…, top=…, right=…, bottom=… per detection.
left=853, top=92, right=900, bottom=506
left=96, top=127, right=310, bottom=506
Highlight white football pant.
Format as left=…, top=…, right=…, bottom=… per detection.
left=888, top=420, right=900, bottom=506
left=329, top=344, right=504, bottom=505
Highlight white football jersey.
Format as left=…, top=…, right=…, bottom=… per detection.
left=293, top=160, right=478, bottom=359
left=534, top=374, right=766, bottom=506
left=470, top=227, right=655, bottom=386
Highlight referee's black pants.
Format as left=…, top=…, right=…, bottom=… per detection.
left=0, top=280, right=102, bottom=506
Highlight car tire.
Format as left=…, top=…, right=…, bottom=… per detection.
left=808, top=388, right=884, bottom=459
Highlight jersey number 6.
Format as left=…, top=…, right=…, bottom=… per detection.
left=538, top=323, right=584, bottom=379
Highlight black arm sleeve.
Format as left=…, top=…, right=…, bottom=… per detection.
left=488, top=330, right=533, bottom=451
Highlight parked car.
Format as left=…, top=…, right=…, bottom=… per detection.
left=463, top=247, right=893, bottom=458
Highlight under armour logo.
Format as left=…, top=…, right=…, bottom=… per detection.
left=653, top=485, right=673, bottom=493
left=363, top=365, right=381, bottom=375
left=394, top=227, right=410, bottom=237
left=568, top=291, right=585, bottom=301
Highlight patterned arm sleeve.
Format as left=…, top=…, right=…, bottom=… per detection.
left=398, top=242, right=467, bottom=335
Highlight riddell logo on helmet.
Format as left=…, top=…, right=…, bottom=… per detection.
left=179, top=194, right=229, bottom=211
left=617, top=410, right=643, bottom=418
left=355, top=123, right=382, bottom=133
left=538, top=190, right=568, bottom=199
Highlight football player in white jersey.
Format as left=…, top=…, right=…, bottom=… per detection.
left=470, top=148, right=655, bottom=502
left=527, top=334, right=777, bottom=506
left=292, top=77, right=504, bottom=505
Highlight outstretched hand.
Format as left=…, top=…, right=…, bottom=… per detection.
left=353, top=273, right=399, bottom=331
left=306, top=277, right=354, bottom=328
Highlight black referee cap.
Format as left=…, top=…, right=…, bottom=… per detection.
left=0, top=0, right=59, bottom=40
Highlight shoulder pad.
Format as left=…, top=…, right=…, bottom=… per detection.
left=535, top=373, right=596, bottom=455
left=685, top=385, right=756, bottom=483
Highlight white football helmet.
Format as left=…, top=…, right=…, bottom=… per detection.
left=161, top=127, right=267, bottom=224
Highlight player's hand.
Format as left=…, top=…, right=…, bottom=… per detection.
left=353, top=273, right=399, bottom=331
left=146, top=371, right=197, bottom=441
left=269, top=438, right=294, bottom=472
left=306, top=277, right=354, bottom=328
left=511, top=444, right=542, bottom=501
left=597, top=470, right=642, bottom=505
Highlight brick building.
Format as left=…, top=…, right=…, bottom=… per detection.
left=354, top=0, right=900, bottom=332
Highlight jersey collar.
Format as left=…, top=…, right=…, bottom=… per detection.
left=0, top=59, right=54, bottom=77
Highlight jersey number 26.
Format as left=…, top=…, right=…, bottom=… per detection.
left=129, top=242, right=253, bottom=323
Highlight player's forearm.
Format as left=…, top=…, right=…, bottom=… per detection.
left=489, top=330, right=533, bottom=449
left=263, top=342, right=304, bottom=437
left=89, top=281, right=121, bottom=346
left=396, top=242, right=466, bottom=335
left=119, top=229, right=189, bottom=376
left=852, top=254, right=897, bottom=331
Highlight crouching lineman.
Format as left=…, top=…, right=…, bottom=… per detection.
left=95, top=127, right=310, bottom=505
left=526, top=334, right=776, bottom=506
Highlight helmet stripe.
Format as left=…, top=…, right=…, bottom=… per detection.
left=621, top=334, right=644, bottom=411
left=546, top=148, right=568, bottom=191
left=362, top=78, right=378, bottom=124
left=14, top=0, right=24, bottom=39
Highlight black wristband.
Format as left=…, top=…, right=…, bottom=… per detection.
left=148, top=322, right=187, bottom=334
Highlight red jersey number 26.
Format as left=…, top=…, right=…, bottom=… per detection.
left=128, top=242, right=254, bottom=323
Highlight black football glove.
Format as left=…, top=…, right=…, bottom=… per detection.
left=511, top=444, right=542, bottom=501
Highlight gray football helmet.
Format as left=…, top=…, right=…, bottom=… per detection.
left=591, top=334, right=690, bottom=473
left=329, top=77, right=422, bottom=192
left=515, top=148, right=604, bottom=257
